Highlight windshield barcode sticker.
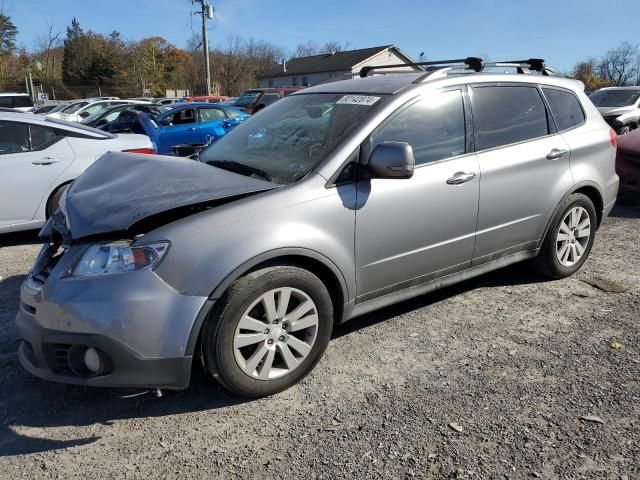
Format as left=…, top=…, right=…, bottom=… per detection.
left=337, top=95, right=381, bottom=106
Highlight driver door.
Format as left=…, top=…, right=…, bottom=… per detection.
left=355, top=89, right=480, bottom=300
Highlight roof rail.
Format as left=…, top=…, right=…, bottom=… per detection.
left=359, top=57, right=557, bottom=79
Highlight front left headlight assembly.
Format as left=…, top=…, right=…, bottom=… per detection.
left=71, top=242, right=170, bottom=277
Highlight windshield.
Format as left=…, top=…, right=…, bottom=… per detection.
left=0, top=95, right=33, bottom=108
left=81, top=106, right=123, bottom=124
left=590, top=89, right=640, bottom=108
left=234, top=91, right=262, bottom=108
left=64, top=101, right=89, bottom=114
left=199, top=93, right=385, bottom=184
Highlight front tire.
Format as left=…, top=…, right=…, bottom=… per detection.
left=532, top=193, right=597, bottom=279
left=46, top=184, right=69, bottom=219
left=202, top=266, right=333, bottom=398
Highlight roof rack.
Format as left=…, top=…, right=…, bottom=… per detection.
left=359, top=57, right=557, bottom=79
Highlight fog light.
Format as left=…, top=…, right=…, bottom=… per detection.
left=84, top=347, right=102, bottom=373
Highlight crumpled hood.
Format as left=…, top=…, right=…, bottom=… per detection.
left=59, top=152, right=277, bottom=240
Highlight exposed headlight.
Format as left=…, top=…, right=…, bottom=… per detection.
left=71, top=242, right=169, bottom=277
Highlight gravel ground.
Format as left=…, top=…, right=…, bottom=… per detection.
left=0, top=205, right=638, bottom=479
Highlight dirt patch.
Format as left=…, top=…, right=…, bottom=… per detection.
left=0, top=205, right=639, bottom=479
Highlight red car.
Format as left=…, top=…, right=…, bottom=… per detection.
left=616, top=128, right=640, bottom=203
left=231, top=87, right=304, bottom=114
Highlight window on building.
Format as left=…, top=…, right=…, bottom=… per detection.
left=292, top=77, right=298, bottom=86
left=302, top=76, right=309, bottom=86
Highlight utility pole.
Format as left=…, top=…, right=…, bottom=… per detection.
left=197, top=1, right=214, bottom=95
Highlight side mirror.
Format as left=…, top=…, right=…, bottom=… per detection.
left=367, top=142, right=415, bottom=179
left=158, top=118, right=171, bottom=126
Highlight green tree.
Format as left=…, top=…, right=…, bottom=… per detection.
left=0, top=13, right=17, bottom=57
left=62, top=17, right=88, bottom=84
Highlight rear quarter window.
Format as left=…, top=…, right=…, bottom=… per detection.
left=472, top=85, right=549, bottom=151
left=542, top=88, right=585, bottom=131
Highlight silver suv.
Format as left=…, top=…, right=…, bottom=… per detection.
left=16, top=58, right=619, bottom=398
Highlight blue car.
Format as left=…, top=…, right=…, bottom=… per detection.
left=104, top=102, right=249, bottom=155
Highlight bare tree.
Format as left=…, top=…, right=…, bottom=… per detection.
left=572, top=58, right=610, bottom=90
left=598, top=42, right=640, bottom=86
left=35, top=22, right=61, bottom=78
left=292, top=40, right=351, bottom=59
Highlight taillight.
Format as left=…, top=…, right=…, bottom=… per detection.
left=122, top=148, right=155, bottom=155
left=609, top=129, right=618, bottom=148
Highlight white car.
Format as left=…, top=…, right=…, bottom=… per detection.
left=0, top=112, right=154, bottom=234
left=47, top=99, right=149, bottom=123
left=0, top=92, right=34, bottom=112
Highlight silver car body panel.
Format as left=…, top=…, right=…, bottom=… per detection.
left=17, top=71, right=619, bottom=384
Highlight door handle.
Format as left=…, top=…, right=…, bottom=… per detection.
left=446, top=171, right=476, bottom=185
left=186, top=127, right=196, bottom=132
left=32, top=157, right=60, bottom=165
left=546, top=148, right=568, bottom=160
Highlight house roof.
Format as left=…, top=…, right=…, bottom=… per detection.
left=258, top=45, right=412, bottom=79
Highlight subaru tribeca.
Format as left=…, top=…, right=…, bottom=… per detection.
left=16, top=58, right=619, bottom=398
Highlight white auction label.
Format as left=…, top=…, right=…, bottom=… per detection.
left=336, top=95, right=381, bottom=106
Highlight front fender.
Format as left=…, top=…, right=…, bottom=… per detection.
left=151, top=181, right=357, bottom=303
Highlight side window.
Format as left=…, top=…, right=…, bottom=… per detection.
left=29, top=125, right=58, bottom=150
left=171, top=108, right=196, bottom=125
left=543, top=88, right=585, bottom=131
left=224, top=108, right=243, bottom=119
left=0, top=121, right=29, bottom=154
left=472, top=86, right=549, bottom=151
left=261, top=93, right=281, bottom=107
left=199, top=108, right=226, bottom=122
left=371, top=89, right=466, bottom=166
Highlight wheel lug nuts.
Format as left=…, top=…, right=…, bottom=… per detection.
left=282, top=323, right=288, bottom=329
left=279, top=335, right=285, bottom=341
left=267, top=339, right=273, bottom=345
left=264, top=328, right=270, bottom=334
left=273, top=319, right=279, bottom=324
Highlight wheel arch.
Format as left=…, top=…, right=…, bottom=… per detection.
left=539, top=181, right=604, bottom=250
left=45, top=180, right=74, bottom=219
left=185, top=248, right=350, bottom=356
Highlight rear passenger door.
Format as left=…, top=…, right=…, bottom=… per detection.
left=355, top=88, right=480, bottom=300
left=470, top=84, right=573, bottom=265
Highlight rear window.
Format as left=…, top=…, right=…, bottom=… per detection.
left=0, top=95, right=33, bottom=109
left=543, top=88, right=585, bottom=131
left=472, top=85, right=549, bottom=151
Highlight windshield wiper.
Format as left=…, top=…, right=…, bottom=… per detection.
left=206, top=160, right=274, bottom=183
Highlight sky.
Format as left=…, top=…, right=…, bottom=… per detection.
left=2, top=0, right=636, bottom=73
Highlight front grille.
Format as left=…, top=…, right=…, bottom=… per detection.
left=43, top=343, right=72, bottom=374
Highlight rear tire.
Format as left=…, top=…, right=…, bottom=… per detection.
left=532, top=193, right=597, bottom=279
left=46, top=184, right=69, bottom=219
left=202, top=266, right=333, bottom=398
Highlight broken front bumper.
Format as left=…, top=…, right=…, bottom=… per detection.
left=15, top=242, right=209, bottom=389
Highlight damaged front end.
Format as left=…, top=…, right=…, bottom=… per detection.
left=18, top=152, right=278, bottom=389
left=40, top=151, right=278, bottom=245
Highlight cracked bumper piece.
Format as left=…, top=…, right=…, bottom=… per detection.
left=16, top=308, right=193, bottom=389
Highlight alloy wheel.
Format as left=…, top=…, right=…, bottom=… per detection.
left=555, top=206, right=591, bottom=267
left=233, top=287, right=319, bottom=380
